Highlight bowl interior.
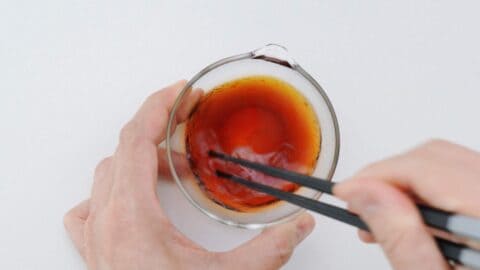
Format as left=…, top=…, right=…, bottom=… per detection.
left=166, top=55, right=339, bottom=229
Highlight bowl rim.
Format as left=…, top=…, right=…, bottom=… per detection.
left=166, top=45, right=341, bottom=229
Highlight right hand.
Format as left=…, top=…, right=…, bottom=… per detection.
left=334, top=140, right=480, bottom=269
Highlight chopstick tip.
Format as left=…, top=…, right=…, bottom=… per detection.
left=208, top=150, right=220, bottom=158
left=215, top=170, right=231, bottom=178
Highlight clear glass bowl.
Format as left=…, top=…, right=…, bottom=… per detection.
left=166, top=44, right=340, bottom=229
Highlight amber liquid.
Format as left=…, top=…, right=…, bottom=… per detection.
left=186, top=75, right=320, bottom=211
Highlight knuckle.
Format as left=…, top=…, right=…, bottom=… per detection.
left=358, top=161, right=385, bottom=176
left=419, top=139, right=452, bottom=152
left=119, top=121, right=142, bottom=146
left=145, top=90, right=163, bottom=103
left=272, top=238, right=293, bottom=264
left=274, top=249, right=293, bottom=265
left=425, top=138, right=450, bottom=147
left=63, top=212, right=73, bottom=228
left=63, top=208, right=77, bottom=230
left=94, top=157, right=112, bottom=179
left=405, top=139, right=453, bottom=159
left=143, top=89, right=173, bottom=112
left=356, top=154, right=406, bottom=179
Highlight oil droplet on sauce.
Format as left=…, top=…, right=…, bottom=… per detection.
left=186, top=76, right=320, bottom=211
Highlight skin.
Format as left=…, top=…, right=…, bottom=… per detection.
left=65, top=80, right=480, bottom=270
left=334, top=139, right=480, bottom=270
left=63, top=80, right=315, bottom=270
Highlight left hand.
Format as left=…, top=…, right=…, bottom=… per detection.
left=63, top=80, right=315, bottom=270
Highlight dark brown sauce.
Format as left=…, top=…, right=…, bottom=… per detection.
left=186, top=75, right=320, bottom=211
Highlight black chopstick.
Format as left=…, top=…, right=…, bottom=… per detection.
left=209, top=150, right=334, bottom=194
left=216, top=170, right=368, bottom=230
left=209, top=150, right=480, bottom=241
left=215, top=169, right=480, bottom=269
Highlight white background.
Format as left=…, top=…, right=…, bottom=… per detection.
left=1, top=1, right=480, bottom=269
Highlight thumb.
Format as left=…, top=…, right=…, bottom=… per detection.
left=225, top=213, right=315, bottom=270
left=64, top=199, right=90, bottom=259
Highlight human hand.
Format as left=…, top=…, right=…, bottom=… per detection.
left=63, top=80, right=315, bottom=270
left=334, top=140, right=480, bottom=270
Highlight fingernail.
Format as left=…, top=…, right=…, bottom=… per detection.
left=295, top=214, right=315, bottom=243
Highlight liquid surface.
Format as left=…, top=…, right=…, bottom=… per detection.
left=186, top=76, right=320, bottom=211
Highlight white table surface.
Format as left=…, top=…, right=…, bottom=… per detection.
left=2, top=1, right=480, bottom=269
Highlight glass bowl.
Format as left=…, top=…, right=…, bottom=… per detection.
left=166, top=44, right=340, bottom=229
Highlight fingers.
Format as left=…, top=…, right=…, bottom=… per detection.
left=333, top=140, right=480, bottom=269
left=118, top=81, right=201, bottom=146
left=91, top=148, right=190, bottom=208
left=335, top=179, right=450, bottom=270
left=354, top=139, right=480, bottom=217
left=112, top=81, right=201, bottom=201
left=123, top=80, right=187, bottom=145
left=224, top=213, right=315, bottom=270
left=358, top=229, right=375, bottom=243
left=157, top=148, right=192, bottom=179
left=174, top=88, right=203, bottom=126
left=64, top=199, right=90, bottom=259
left=348, top=204, right=376, bottom=243
left=431, top=228, right=480, bottom=250
left=90, top=157, right=113, bottom=210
